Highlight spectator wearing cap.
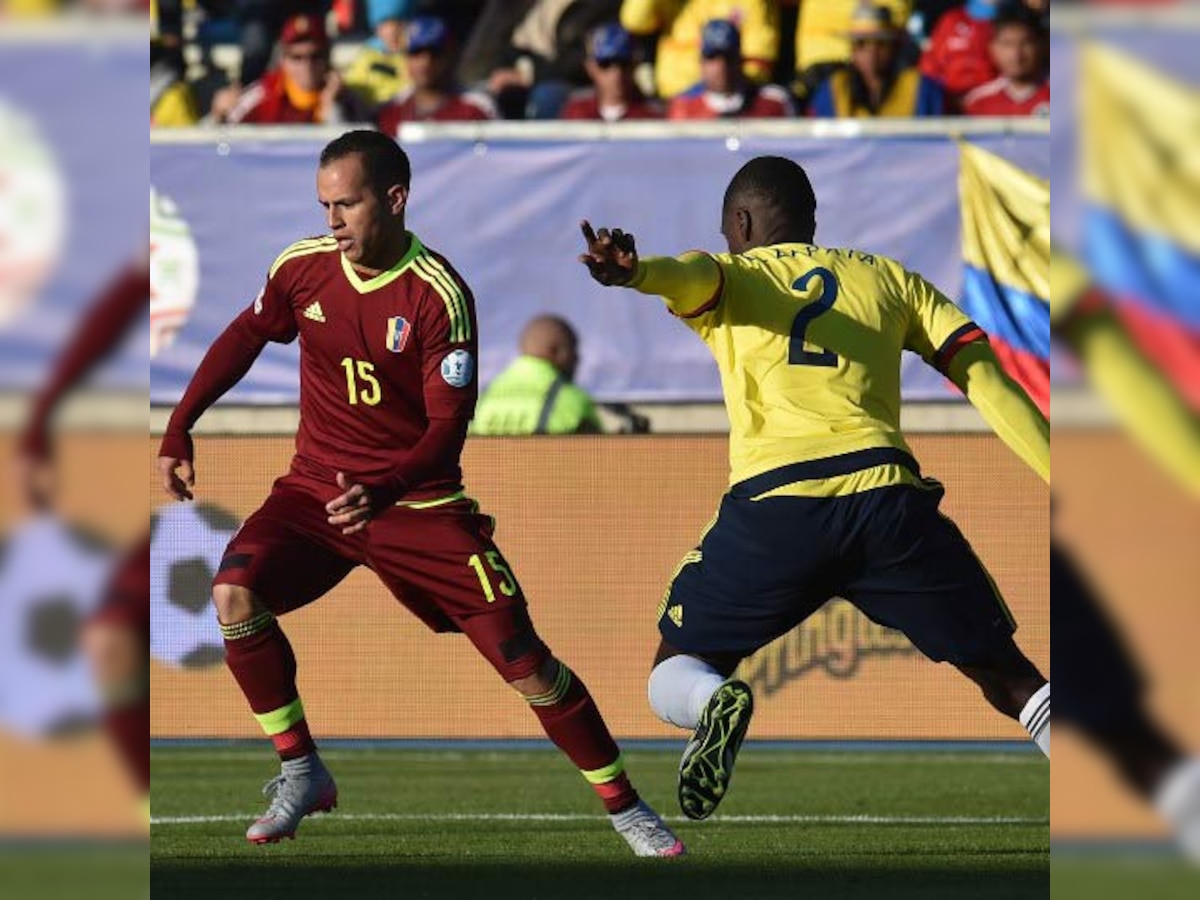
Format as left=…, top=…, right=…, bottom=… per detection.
left=809, top=3, right=942, bottom=117
left=963, top=5, right=1048, bottom=116
left=217, top=14, right=367, bottom=125
left=343, top=0, right=419, bottom=110
left=919, top=0, right=1000, bottom=107
left=668, top=19, right=793, bottom=119
left=790, top=0, right=911, bottom=106
left=560, top=23, right=664, bottom=121
left=460, top=0, right=622, bottom=120
left=621, top=0, right=779, bottom=99
left=375, top=16, right=497, bottom=132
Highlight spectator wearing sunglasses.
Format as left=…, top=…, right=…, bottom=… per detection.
left=560, top=23, right=664, bottom=121
left=668, top=19, right=793, bottom=120
left=217, top=13, right=367, bottom=125
left=376, top=15, right=497, bottom=132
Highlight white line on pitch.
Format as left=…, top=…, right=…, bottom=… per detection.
left=152, top=812, right=1046, bottom=826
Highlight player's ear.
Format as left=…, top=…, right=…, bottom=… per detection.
left=386, top=184, right=409, bottom=217
left=736, top=208, right=752, bottom=244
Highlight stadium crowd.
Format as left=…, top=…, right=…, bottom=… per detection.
left=149, top=0, right=1050, bottom=128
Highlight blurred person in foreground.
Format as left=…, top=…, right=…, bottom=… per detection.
left=620, top=0, right=779, bottom=99
left=962, top=4, right=1048, bottom=117
left=669, top=19, right=793, bottom=120
left=15, top=261, right=151, bottom=819
left=560, top=22, right=664, bottom=121
left=213, top=13, right=366, bottom=126
left=809, top=2, right=943, bottom=117
left=473, top=315, right=602, bottom=436
left=1053, top=251, right=1200, bottom=861
left=155, top=130, right=683, bottom=856
left=580, top=155, right=1049, bottom=821
left=375, top=15, right=495, bottom=132
left=342, top=0, right=416, bottom=111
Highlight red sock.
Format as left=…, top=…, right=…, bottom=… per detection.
left=221, top=612, right=316, bottom=761
left=528, top=664, right=640, bottom=814
left=104, top=698, right=149, bottom=793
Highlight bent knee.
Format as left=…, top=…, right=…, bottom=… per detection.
left=509, top=656, right=562, bottom=699
left=211, top=582, right=265, bottom=625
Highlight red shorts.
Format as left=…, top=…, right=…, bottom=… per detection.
left=92, top=534, right=151, bottom=639
left=214, top=473, right=547, bottom=679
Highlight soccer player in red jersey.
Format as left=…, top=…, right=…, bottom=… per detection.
left=962, top=7, right=1049, bottom=118
left=155, top=130, right=684, bottom=856
left=17, top=261, right=151, bottom=809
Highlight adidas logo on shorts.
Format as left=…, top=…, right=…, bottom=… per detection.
left=667, top=604, right=684, bottom=627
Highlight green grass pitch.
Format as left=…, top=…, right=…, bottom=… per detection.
left=151, top=746, right=1049, bottom=899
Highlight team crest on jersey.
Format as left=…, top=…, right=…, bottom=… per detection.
left=441, top=349, right=474, bottom=387
left=386, top=316, right=411, bottom=352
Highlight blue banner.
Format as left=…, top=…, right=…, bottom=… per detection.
left=148, top=130, right=1049, bottom=404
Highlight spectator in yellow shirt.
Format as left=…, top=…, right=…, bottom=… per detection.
left=151, top=37, right=198, bottom=128
left=620, top=0, right=778, bottom=98
left=342, top=0, right=415, bottom=111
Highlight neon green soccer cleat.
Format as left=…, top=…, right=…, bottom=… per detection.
left=677, top=679, right=754, bottom=820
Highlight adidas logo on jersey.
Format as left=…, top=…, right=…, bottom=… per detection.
left=303, top=301, right=326, bottom=323
left=667, top=605, right=684, bottom=627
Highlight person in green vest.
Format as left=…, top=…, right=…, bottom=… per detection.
left=474, top=315, right=603, bottom=435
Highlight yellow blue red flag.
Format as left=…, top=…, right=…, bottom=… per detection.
left=958, top=141, right=1050, bottom=415
left=1080, top=45, right=1200, bottom=408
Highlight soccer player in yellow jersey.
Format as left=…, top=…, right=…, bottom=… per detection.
left=580, top=156, right=1051, bottom=820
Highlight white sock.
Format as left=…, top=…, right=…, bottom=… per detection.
left=647, top=655, right=725, bottom=729
left=1153, top=757, right=1200, bottom=862
left=1018, top=682, right=1050, bottom=758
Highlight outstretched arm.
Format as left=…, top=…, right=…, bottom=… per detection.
left=157, top=310, right=269, bottom=499
left=578, top=220, right=722, bottom=317
left=947, top=340, right=1049, bottom=484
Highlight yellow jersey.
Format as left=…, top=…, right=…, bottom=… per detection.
left=655, top=244, right=982, bottom=496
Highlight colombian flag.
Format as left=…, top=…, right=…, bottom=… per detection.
left=958, top=142, right=1050, bottom=415
left=1081, top=45, right=1200, bottom=409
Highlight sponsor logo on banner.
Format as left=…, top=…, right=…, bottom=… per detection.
left=0, top=99, right=66, bottom=329
left=736, top=599, right=919, bottom=697
left=150, top=186, right=200, bottom=358
left=386, top=315, right=411, bottom=352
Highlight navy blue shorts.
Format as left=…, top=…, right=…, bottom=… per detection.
left=659, top=474, right=1018, bottom=668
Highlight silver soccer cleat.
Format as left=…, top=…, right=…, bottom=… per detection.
left=245, top=757, right=338, bottom=844
left=610, top=799, right=686, bottom=857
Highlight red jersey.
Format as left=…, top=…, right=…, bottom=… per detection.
left=244, top=233, right=477, bottom=499
left=919, top=8, right=997, bottom=101
left=962, top=76, right=1049, bottom=117
left=559, top=89, right=665, bottom=121
left=227, top=69, right=340, bottom=125
left=667, top=84, right=793, bottom=120
left=376, top=89, right=495, bottom=134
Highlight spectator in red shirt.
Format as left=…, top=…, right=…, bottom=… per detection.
left=376, top=15, right=497, bottom=132
left=560, top=23, right=664, bottom=121
left=919, top=0, right=999, bottom=108
left=220, top=14, right=367, bottom=125
left=963, top=6, right=1049, bottom=116
left=669, top=19, right=794, bottom=120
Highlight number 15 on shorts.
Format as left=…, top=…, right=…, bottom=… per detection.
left=469, top=551, right=517, bottom=603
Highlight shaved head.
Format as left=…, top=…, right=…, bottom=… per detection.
left=521, top=314, right=580, bottom=381
left=721, top=156, right=817, bottom=254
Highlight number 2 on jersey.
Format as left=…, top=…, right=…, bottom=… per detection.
left=789, top=267, right=838, bottom=367
left=340, top=357, right=381, bottom=405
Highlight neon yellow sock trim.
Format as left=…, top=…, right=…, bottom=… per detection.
left=526, top=664, right=572, bottom=706
left=220, top=611, right=275, bottom=641
left=253, top=698, right=305, bottom=736
left=581, top=755, right=626, bottom=785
